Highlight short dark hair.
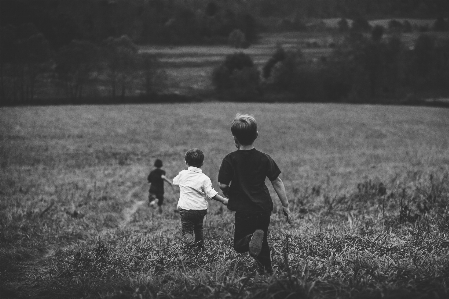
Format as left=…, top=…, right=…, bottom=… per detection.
left=185, top=148, right=204, bottom=168
left=154, top=159, right=163, bottom=168
left=231, top=113, right=258, bottom=145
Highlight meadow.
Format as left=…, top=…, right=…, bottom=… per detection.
left=1, top=103, right=449, bottom=299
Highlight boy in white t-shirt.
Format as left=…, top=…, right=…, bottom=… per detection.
left=173, top=148, right=228, bottom=249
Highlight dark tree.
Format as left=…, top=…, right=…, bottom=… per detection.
left=54, top=40, right=99, bottom=101
left=371, top=25, right=385, bottom=42
left=263, top=47, right=287, bottom=79
left=103, top=35, right=138, bottom=99
left=338, top=18, right=349, bottom=32
left=351, top=17, right=371, bottom=32
left=0, top=24, right=52, bottom=103
left=205, top=2, right=219, bottom=17
left=212, top=52, right=260, bottom=100
left=388, top=19, right=403, bottom=32
left=433, top=17, right=448, bottom=32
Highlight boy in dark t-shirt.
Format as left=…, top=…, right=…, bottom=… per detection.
left=218, top=114, right=292, bottom=274
left=148, top=159, right=172, bottom=213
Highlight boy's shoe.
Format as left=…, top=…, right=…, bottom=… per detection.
left=249, top=229, right=264, bottom=257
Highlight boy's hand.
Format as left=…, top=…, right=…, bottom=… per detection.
left=222, top=197, right=229, bottom=206
left=283, top=206, right=293, bottom=225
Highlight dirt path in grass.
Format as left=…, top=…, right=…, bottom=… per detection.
left=3, top=184, right=150, bottom=298
left=43, top=185, right=146, bottom=257
left=119, top=186, right=147, bottom=228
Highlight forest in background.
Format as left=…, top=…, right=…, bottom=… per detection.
left=1, top=0, right=449, bottom=105
left=2, top=0, right=448, bottom=47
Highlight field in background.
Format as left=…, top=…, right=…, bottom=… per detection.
left=140, top=19, right=449, bottom=95
left=1, top=103, right=449, bottom=298
left=140, top=32, right=337, bottom=94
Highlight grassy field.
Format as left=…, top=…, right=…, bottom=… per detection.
left=1, top=103, right=449, bottom=299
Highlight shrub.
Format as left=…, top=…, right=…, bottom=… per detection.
left=388, top=19, right=403, bottom=32
left=338, top=18, right=349, bottom=32
left=371, top=25, right=385, bottom=42
left=351, top=17, right=371, bottom=32
left=266, top=50, right=302, bottom=91
left=402, top=20, right=413, bottom=32
left=222, top=52, right=254, bottom=73
left=228, top=29, right=246, bottom=49
left=262, top=47, right=287, bottom=79
left=263, top=47, right=306, bottom=94
left=212, top=52, right=260, bottom=101
left=433, top=17, right=448, bottom=32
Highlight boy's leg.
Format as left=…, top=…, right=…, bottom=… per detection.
left=179, top=209, right=195, bottom=246
left=233, top=212, right=254, bottom=253
left=149, top=192, right=158, bottom=208
left=156, top=194, right=164, bottom=214
left=254, top=215, right=272, bottom=274
left=192, top=210, right=207, bottom=249
left=234, top=211, right=272, bottom=273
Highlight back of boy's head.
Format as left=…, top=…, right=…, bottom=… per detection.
left=231, top=113, right=258, bottom=146
left=185, top=148, right=204, bottom=168
left=154, top=159, right=163, bottom=168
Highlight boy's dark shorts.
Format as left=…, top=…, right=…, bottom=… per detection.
left=149, top=192, right=164, bottom=206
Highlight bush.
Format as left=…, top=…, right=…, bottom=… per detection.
left=351, top=17, right=371, bottom=32
left=338, top=18, right=349, bottom=32
left=265, top=50, right=303, bottom=91
left=228, top=29, right=246, bottom=49
left=223, top=52, right=254, bottom=73
left=402, top=20, right=413, bottom=32
left=388, top=19, right=403, bottom=32
left=212, top=52, right=260, bottom=101
left=262, top=47, right=287, bottom=79
left=371, top=25, right=385, bottom=42
left=433, top=17, right=448, bottom=32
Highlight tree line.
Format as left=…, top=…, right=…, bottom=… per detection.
left=1, top=0, right=448, bottom=49
left=0, top=0, right=258, bottom=48
left=212, top=30, right=449, bottom=103
left=2, top=21, right=449, bottom=105
left=1, top=0, right=448, bottom=105
left=0, top=24, right=165, bottom=104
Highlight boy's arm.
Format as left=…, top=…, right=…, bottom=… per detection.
left=161, top=175, right=173, bottom=186
left=219, top=183, right=230, bottom=197
left=271, top=176, right=293, bottom=224
left=212, top=194, right=228, bottom=205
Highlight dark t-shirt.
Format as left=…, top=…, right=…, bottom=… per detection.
left=148, top=168, right=166, bottom=194
left=218, top=149, right=281, bottom=213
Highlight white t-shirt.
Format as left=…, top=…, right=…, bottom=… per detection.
left=173, top=166, right=218, bottom=210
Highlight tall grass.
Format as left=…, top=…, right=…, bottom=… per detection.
left=1, top=103, right=448, bottom=298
